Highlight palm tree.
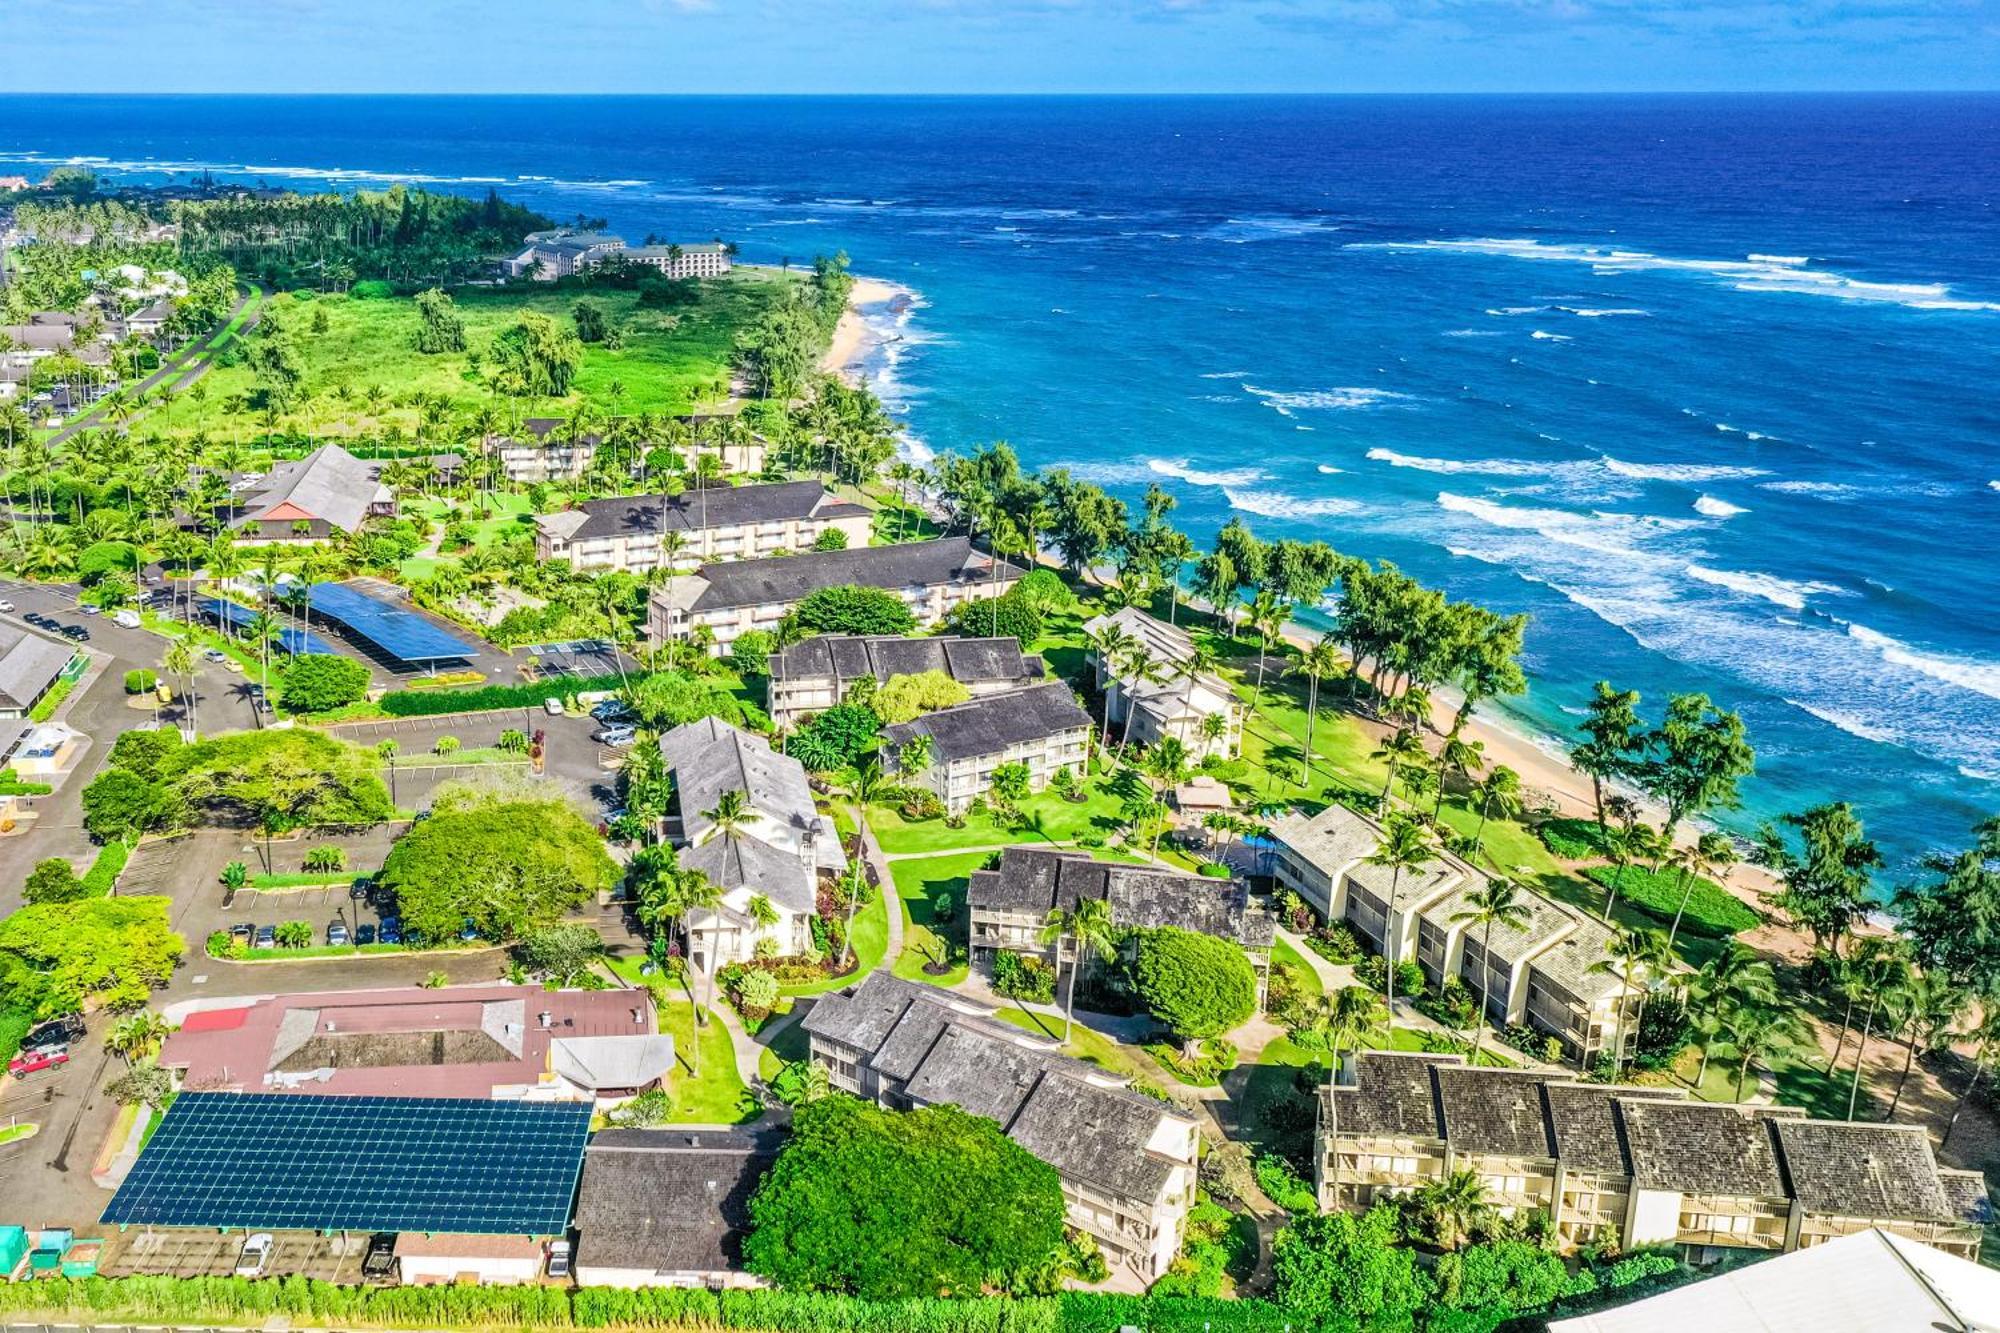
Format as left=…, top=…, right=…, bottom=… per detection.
left=163, top=636, right=196, bottom=738
left=1114, top=646, right=1170, bottom=762
left=1038, top=896, right=1118, bottom=1045
left=1450, top=879, right=1533, bottom=1066
left=1589, top=925, right=1667, bottom=1078
left=1313, top=985, right=1389, bottom=1059
left=1366, top=811, right=1438, bottom=1016
left=1943, top=1007, right=2000, bottom=1149
left=747, top=893, right=781, bottom=953
left=1598, top=821, right=1665, bottom=923
left=1370, top=728, right=1428, bottom=809
left=679, top=870, right=724, bottom=1077
left=1664, top=831, right=1737, bottom=955
left=1843, top=938, right=1914, bottom=1120
left=1298, top=639, right=1342, bottom=781
left=1470, top=765, right=1521, bottom=856
left=1685, top=944, right=1777, bottom=1089
left=1887, top=974, right=1965, bottom=1120
left=1434, top=732, right=1484, bottom=818
left=1415, top=1168, right=1489, bottom=1251
left=1726, top=1005, right=1810, bottom=1102
left=1246, top=590, right=1288, bottom=713
left=107, top=1011, right=169, bottom=1065
left=835, top=760, right=885, bottom=953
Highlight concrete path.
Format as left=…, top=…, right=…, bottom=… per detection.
left=46, top=287, right=260, bottom=447
left=857, top=819, right=904, bottom=959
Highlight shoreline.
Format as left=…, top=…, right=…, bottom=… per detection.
left=822, top=275, right=905, bottom=384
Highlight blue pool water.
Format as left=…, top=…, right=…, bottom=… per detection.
left=6, top=93, right=1996, bottom=870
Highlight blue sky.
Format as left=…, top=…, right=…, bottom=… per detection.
left=9, top=0, right=1999, bottom=92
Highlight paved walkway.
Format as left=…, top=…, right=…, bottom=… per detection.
left=47, top=287, right=260, bottom=446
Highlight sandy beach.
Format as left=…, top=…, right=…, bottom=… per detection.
left=822, top=276, right=903, bottom=384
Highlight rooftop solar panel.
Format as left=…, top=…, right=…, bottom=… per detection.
left=307, top=583, right=476, bottom=663
left=102, top=1093, right=589, bottom=1235
left=198, top=598, right=339, bottom=656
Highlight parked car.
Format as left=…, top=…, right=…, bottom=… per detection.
left=361, top=1233, right=397, bottom=1280
left=24, top=612, right=52, bottom=627
left=327, top=921, right=350, bottom=947
left=113, top=609, right=143, bottom=629
left=545, top=1239, right=572, bottom=1279
left=589, top=700, right=635, bottom=723
left=253, top=925, right=276, bottom=948
left=24, top=1013, right=84, bottom=1048
left=59, top=624, right=89, bottom=641
left=354, top=924, right=377, bottom=946
left=230, top=922, right=255, bottom=947
left=76, top=603, right=99, bottom=615
left=9, top=1045, right=69, bottom=1079
left=234, top=1233, right=274, bottom=1278
left=543, top=697, right=565, bottom=716
left=377, top=917, right=402, bottom=946
left=203, top=648, right=231, bottom=664
left=592, top=724, right=637, bottom=747
left=0, top=599, right=14, bottom=613
left=458, top=918, right=480, bottom=942
left=349, top=879, right=372, bottom=901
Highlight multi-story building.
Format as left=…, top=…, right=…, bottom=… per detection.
left=1316, top=1052, right=1989, bottom=1264
left=658, top=717, right=847, bottom=971
left=766, top=633, right=1047, bottom=729
left=503, top=230, right=626, bottom=280
left=482, top=417, right=767, bottom=484
left=879, top=682, right=1092, bottom=813
left=803, top=973, right=1200, bottom=1281
left=222, top=443, right=398, bottom=542
left=625, top=242, right=733, bottom=280
left=1084, top=607, right=1243, bottom=761
left=534, top=480, right=872, bottom=574
left=966, top=846, right=1275, bottom=1000
left=647, top=537, right=1023, bottom=654
left=1268, top=802, right=1641, bottom=1064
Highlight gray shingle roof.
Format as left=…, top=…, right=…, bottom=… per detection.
left=662, top=537, right=1021, bottom=615
left=1330, top=1051, right=1452, bottom=1138
left=1009, top=1068, right=1182, bottom=1201
left=1938, top=1169, right=1994, bottom=1227
left=232, top=444, right=383, bottom=534
left=1772, top=1120, right=1957, bottom=1222
left=679, top=831, right=818, bottom=916
left=967, top=847, right=1273, bottom=949
left=1543, top=1082, right=1684, bottom=1176
left=878, top=681, right=1090, bottom=764
left=537, top=480, right=864, bottom=543
left=1529, top=913, right=1632, bottom=1003
left=0, top=625, right=74, bottom=712
left=573, top=1129, right=777, bottom=1276
left=771, top=634, right=1041, bottom=690
left=1433, top=1066, right=1556, bottom=1159
left=1270, top=802, right=1384, bottom=879
left=658, top=717, right=840, bottom=867
left=1619, top=1100, right=1790, bottom=1198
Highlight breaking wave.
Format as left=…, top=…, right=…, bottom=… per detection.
left=1146, top=458, right=1268, bottom=488
left=1685, top=565, right=1844, bottom=611
left=1693, top=495, right=1749, bottom=518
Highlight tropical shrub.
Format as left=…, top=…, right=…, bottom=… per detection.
left=123, top=669, right=157, bottom=694
left=1584, top=863, right=1760, bottom=938
left=991, top=950, right=1057, bottom=1003
left=278, top=653, right=373, bottom=713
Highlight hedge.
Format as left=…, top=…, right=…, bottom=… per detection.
left=1534, top=817, right=1613, bottom=860
left=379, top=672, right=628, bottom=717
left=1584, top=864, right=1761, bottom=938
left=80, top=840, right=132, bottom=896
left=0, top=1276, right=1301, bottom=1333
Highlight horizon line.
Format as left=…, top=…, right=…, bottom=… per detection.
left=5, top=88, right=2000, bottom=99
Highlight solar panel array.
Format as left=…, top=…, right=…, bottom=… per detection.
left=102, top=1094, right=590, bottom=1235
left=308, top=583, right=476, bottom=663
left=199, top=598, right=338, bottom=656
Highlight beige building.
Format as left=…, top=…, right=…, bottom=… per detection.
left=534, top=480, right=872, bottom=574
left=766, top=633, right=1046, bottom=730
left=1085, top=607, right=1242, bottom=760
left=483, top=417, right=766, bottom=484
left=1317, top=1052, right=1989, bottom=1264
left=648, top=537, right=1023, bottom=654
left=503, top=230, right=626, bottom=280
left=1269, top=802, right=1641, bottom=1063
left=879, top=682, right=1092, bottom=813
left=625, top=242, right=732, bottom=280
left=804, top=973, right=1200, bottom=1281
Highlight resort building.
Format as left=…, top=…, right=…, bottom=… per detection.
left=767, top=633, right=1046, bottom=729
left=0, top=624, right=78, bottom=719
left=1267, top=802, right=1642, bottom=1063
left=155, top=984, right=675, bottom=1105
left=966, top=846, right=1275, bottom=1000
left=1315, top=1052, right=1989, bottom=1264
left=1085, top=607, right=1243, bottom=761
left=533, top=480, right=873, bottom=574
left=572, top=1128, right=777, bottom=1290
left=803, top=973, right=1200, bottom=1282
left=625, top=242, right=732, bottom=280
left=223, top=443, right=397, bottom=542
left=879, top=681, right=1092, bottom=813
left=657, top=717, right=847, bottom=971
left=647, top=537, right=1023, bottom=654
left=503, top=229, right=626, bottom=280
left=481, top=418, right=767, bottom=484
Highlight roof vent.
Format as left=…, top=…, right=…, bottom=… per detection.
left=538, top=1010, right=553, bottom=1029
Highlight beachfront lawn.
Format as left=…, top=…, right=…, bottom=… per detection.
left=866, top=766, right=1145, bottom=857
left=888, top=850, right=987, bottom=987
left=143, top=271, right=800, bottom=439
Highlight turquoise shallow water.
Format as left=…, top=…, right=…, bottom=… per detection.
left=6, top=93, right=1997, bottom=871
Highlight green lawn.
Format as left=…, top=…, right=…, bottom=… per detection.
left=779, top=879, right=889, bottom=997
left=867, top=768, right=1146, bottom=856
left=145, top=272, right=800, bottom=440
left=887, top=850, right=989, bottom=987
left=605, top=955, right=759, bottom=1124
left=1270, top=937, right=1324, bottom=999
left=994, top=1006, right=1161, bottom=1087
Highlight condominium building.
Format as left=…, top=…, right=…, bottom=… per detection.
left=879, top=682, right=1092, bottom=813
left=966, top=846, right=1274, bottom=1000
left=625, top=242, right=732, bottom=280
left=1316, top=1052, right=1989, bottom=1263
left=766, top=633, right=1046, bottom=730
left=503, top=230, right=626, bottom=280
left=803, top=973, right=1200, bottom=1281
left=657, top=717, right=847, bottom=971
left=1085, top=607, right=1243, bottom=760
left=647, top=537, right=1023, bottom=654
left=1268, top=802, right=1641, bottom=1063
left=533, top=480, right=872, bottom=574
left=482, top=417, right=766, bottom=483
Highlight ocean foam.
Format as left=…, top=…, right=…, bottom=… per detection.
left=1369, top=448, right=1559, bottom=477
left=1357, top=237, right=2000, bottom=313
left=1200, top=370, right=1253, bottom=379
left=1602, top=458, right=1769, bottom=482
left=1762, top=480, right=1859, bottom=499
left=1242, top=385, right=1413, bottom=413
left=1693, top=495, right=1749, bottom=518
left=1788, top=700, right=1900, bottom=745
left=1845, top=624, right=2000, bottom=701
left=1147, top=458, right=1268, bottom=488
left=1530, top=330, right=1573, bottom=341
left=1316, top=464, right=1344, bottom=474
left=1564, top=307, right=1650, bottom=317
left=1685, top=565, right=1843, bottom=610
left=1223, top=488, right=1361, bottom=519
left=1444, top=329, right=1504, bottom=337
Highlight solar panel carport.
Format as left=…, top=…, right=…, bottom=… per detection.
left=308, top=582, right=476, bottom=665
left=199, top=597, right=338, bottom=656
left=102, top=1093, right=590, bottom=1236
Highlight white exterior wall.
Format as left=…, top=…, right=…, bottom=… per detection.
left=397, top=1253, right=543, bottom=1286
left=1627, top=1187, right=1684, bottom=1247
left=544, top=510, right=873, bottom=574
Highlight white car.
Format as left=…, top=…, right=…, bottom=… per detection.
left=543, top=697, right=565, bottom=716
left=234, top=1232, right=274, bottom=1277
left=0, top=600, right=14, bottom=613
left=113, top=609, right=143, bottom=629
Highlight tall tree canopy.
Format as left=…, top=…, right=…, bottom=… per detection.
left=0, top=896, right=183, bottom=1018
left=377, top=795, right=617, bottom=943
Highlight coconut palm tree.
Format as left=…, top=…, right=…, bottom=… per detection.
left=1726, top=1004, right=1810, bottom=1102
left=1038, top=896, right=1118, bottom=1045
left=1434, top=732, right=1485, bottom=817
left=162, top=635, right=196, bottom=738
left=1471, top=765, right=1521, bottom=855
left=679, top=870, right=724, bottom=1077
left=1450, top=879, right=1534, bottom=1066
left=1590, top=925, right=1668, bottom=1078
left=1843, top=938, right=1914, bottom=1120
left=107, top=1011, right=169, bottom=1065
left=747, top=893, right=781, bottom=954
left=1313, top=985, right=1389, bottom=1059
left=1366, top=811, right=1439, bottom=1016
left=1114, top=645, right=1171, bottom=762
left=1298, top=639, right=1343, bottom=780
left=1664, top=831, right=1738, bottom=955
left=1246, top=590, right=1289, bottom=713
left=1943, top=1007, right=2000, bottom=1149
left=1414, top=1168, right=1490, bottom=1251
left=1685, top=943, right=1777, bottom=1089
left=1599, top=821, right=1666, bottom=923
left=1370, top=728, right=1428, bottom=809
left=1887, top=973, right=1966, bottom=1120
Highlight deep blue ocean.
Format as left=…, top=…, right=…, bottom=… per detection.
left=5, top=94, right=1996, bottom=873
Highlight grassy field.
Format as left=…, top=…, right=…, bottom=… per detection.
left=1270, top=937, right=1324, bottom=999
left=867, top=767, right=1147, bottom=856
left=888, top=850, right=988, bottom=987
left=778, top=881, right=889, bottom=998
left=994, top=1006, right=1162, bottom=1086
left=144, top=271, right=800, bottom=437
left=606, top=955, right=758, bottom=1123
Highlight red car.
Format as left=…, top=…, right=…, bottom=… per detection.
left=9, top=1045, right=70, bottom=1078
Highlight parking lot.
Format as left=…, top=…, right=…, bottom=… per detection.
left=103, top=1227, right=372, bottom=1280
